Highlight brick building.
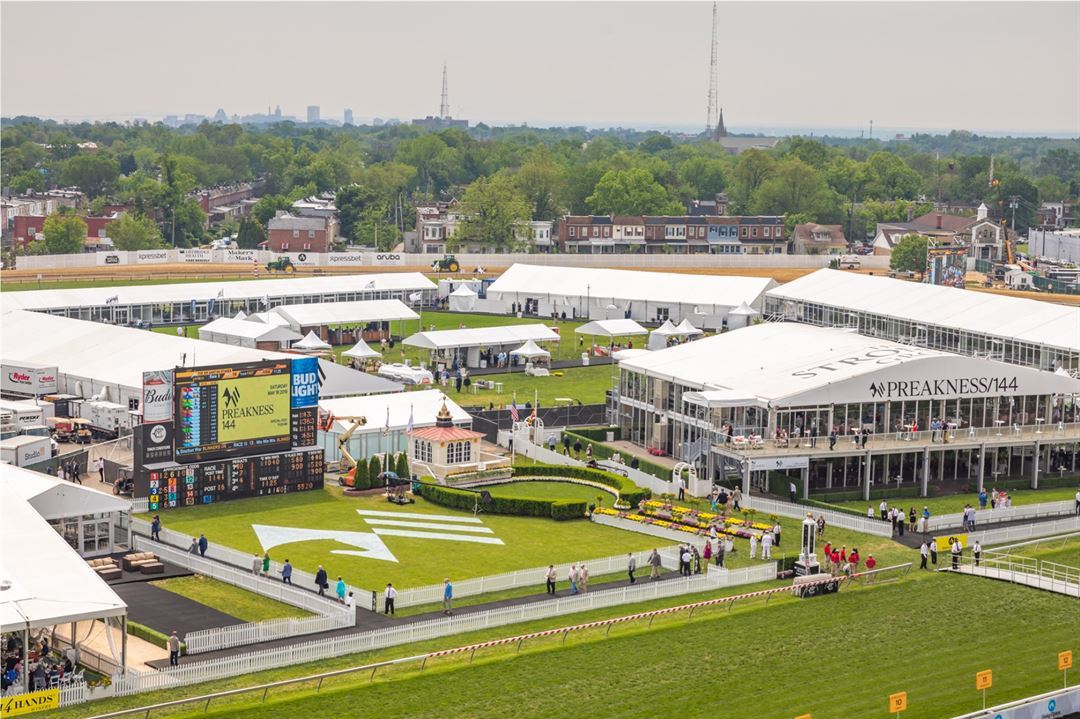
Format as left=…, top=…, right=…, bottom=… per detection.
left=266, top=212, right=337, bottom=253
left=557, top=214, right=787, bottom=254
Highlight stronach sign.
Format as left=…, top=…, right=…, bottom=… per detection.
left=1, top=689, right=60, bottom=716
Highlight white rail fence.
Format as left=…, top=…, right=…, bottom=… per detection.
left=947, top=552, right=1080, bottom=597
left=926, top=500, right=1077, bottom=532
left=384, top=547, right=682, bottom=609
left=965, top=515, right=1080, bottom=547
left=131, top=518, right=377, bottom=600
left=950, top=685, right=1080, bottom=719
left=743, top=495, right=893, bottom=537
left=59, top=680, right=90, bottom=708
left=109, top=561, right=775, bottom=697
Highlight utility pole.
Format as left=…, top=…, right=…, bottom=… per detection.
left=1008, top=195, right=1019, bottom=232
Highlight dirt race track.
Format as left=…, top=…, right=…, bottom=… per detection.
left=2, top=263, right=1078, bottom=305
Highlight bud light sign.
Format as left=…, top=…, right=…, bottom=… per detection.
left=291, top=357, right=320, bottom=408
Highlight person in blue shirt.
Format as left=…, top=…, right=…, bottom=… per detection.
left=336, top=576, right=347, bottom=603
left=442, top=578, right=453, bottom=615
left=978, top=489, right=988, bottom=509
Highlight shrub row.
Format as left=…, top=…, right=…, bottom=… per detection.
left=513, top=464, right=651, bottom=506
left=415, top=481, right=587, bottom=521
left=568, top=426, right=622, bottom=442
left=128, top=620, right=185, bottom=655
left=561, top=430, right=671, bottom=483
left=346, top=452, right=411, bottom=490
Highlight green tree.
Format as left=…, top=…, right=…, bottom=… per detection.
left=235, top=218, right=266, bottom=249
left=514, top=149, right=563, bottom=220
left=586, top=168, right=683, bottom=216
left=456, top=175, right=532, bottom=251
left=60, top=154, right=120, bottom=197
left=676, top=156, right=727, bottom=201
left=395, top=452, right=410, bottom=479
left=336, top=184, right=383, bottom=241
left=108, top=213, right=163, bottom=251
left=252, top=195, right=292, bottom=226
left=862, top=152, right=923, bottom=200
left=728, top=149, right=776, bottom=212
left=42, top=214, right=88, bottom=254
left=368, top=455, right=382, bottom=486
left=638, top=134, right=674, bottom=154
left=890, top=233, right=929, bottom=275
left=352, top=457, right=369, bottom=490
left=751, top=158, right=842, bottom=222
left=10, top=170, right=44, bottom=193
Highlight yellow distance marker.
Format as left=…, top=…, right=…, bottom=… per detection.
left=889, top=691, right=908, bottom=713
left=976, top=670, right=993, bottom=690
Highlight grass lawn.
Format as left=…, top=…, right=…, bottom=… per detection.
left=827, top=485, right=1080, bottom=518
left=151, top=576, right=312, bottom=622
left=147, top=485, right=669, bottom=592
left=408, top=363, right=613, bottom=409
left=485, top=480, right=614, bottom=506
left=989, top=535, right=1080, bottom=568
left=152, top=325, right=201, bottom=338
left=135, top=574, right=1080, bottom=719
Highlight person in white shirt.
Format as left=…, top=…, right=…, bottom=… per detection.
left=345, top=591, right=355, bottom=610
left=761, top=531, right=774, bottom=559
left=919, top=542, right=929, bottom=570
left=867, top=506, right=874, bottom=519
left=1074, top=489, right=1080, bottom=516
left=383, top=583, right=397, bottom=615
left=972, top=540, right=983, bottom=567
left=749, top=533, right=758, bottom=559
left=676, top=475, right=686, bottom=501
left=568, top=564, right=579, bottom=593
left=879, top=499, right=888, bottom=521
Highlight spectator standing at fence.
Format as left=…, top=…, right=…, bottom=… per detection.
left=251, top=554, right=261, bottom=575
left=715, top=539, right=725, bottom=567
left=692, top=547, right=702, bottom=574
left=865, top=554, right=876, bottom=572
left=749, top=533, right=758, bottom=560
left=919, top=542, right=929, bottom=570
left=384, top=583, right=396, bottom=614
left=198, top=534, right=208, bottom=557
left=579, top=565, right=590, bottom=592
left=337, top=577, right=347, bottom=603
left=573, top=439, right=582, bottom=458
left=760, top=530, right=773, bottom=560
left=151, top=515, right=162, bottom=542
left=627, top=553, right=637, bottom=584
left=167, top=631, right=181, bottom=667
left=568, top=564, right=579, bottom=594
left=562, top=434, right=571, bottom=455
left=315, top=565, right=328, bottom=596
left=848, top=548, right=860, bottom=572
left=681, top=546, right=693, bottom=575
left=545, top=565, right=557, bottom=594
left=867, top=505, right=874, bottom=519
left=262, top=553, right=271, bottom=576
left=972, top=540, right=982, bottom=567
left=702, top=541, right=712, bottom=568
left=188, top=537, right=198, bottom=555
left=879, top=499, right=888, bottom=521
left=96, top=456, right=105, bottom=483
left=929, top=540, right=938, bottom=566
left=950, top=538, right=962, bottom=569
left=828, top=427, right=837, bottom=450
left=281, top=559, right=293, bottom=584
left=979, top=489, right=989, bottom=510
left=649, top=550, right=662, bottom=579
left=442, top=578, right=454, bottom=615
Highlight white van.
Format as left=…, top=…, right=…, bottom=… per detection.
left=837, top=255, right=861, bottom=269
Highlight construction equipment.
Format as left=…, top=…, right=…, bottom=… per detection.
left=1002, top=219, right=1015, bottom=265
left=47, top=417, right=92, bottom=444
left=430, top=254, right=460, bottom=273
left=266, top=257, right=296, bottom=274
left=331, top=414, right=368, bottom=487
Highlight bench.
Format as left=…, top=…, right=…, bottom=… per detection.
left=138, top=561, right=165, bottom=575
left=121, top=551, right=160, bottom=572
left=87, top=557, right=122, bottom=581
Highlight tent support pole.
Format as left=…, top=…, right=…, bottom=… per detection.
left=120, top=615, right=127, bottom=675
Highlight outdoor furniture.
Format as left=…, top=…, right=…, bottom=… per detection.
left=121, top=552, right=160, bottom=572
left=86, top=558, right=122, bottom=581
left=138, top=561, right=165, bottom=575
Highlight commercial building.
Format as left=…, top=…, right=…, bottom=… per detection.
left=409, top=202, right=551, bottom=253
left=615, top=322, right=1080, bottom=498
left=1029, top=228, right=1080, bottom=264
left=0, top=272, right=437, bottom=326
left=557, top=214, right=786, bottom=254
left=764, top=269, right=1080, bottom=372
left=482, top=263, right=775, bottom=329
left=307, top=105, right=320, bottom=123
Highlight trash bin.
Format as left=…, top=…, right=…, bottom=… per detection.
left=581, top=353, right=590, bottom=366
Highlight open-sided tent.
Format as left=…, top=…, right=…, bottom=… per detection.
left=293, top=331, right=333, bottom=351
left=575, top=319, right=648, bottom=338
left=675, top=318, right=704, bottom=335
left=652, top=319, right=680, bottom=337
left=509, top=338, right=552, bottom=359
left=342, top=338, right=382, bottom=360
left=727, top=301, right=761, bottom=329
left=448, top=284, right=478, bottom=312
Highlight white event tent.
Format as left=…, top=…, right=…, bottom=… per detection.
left=404, top=324, right=559, bottom=368
left=293, top=331, right=334, bottom=351
left=271, top=300, right=419, bottom=333
left=448, top=285, right=478, bottom=312
left=198, top=317, right=301, bottom=349
left=343, top=339, right=382, bottom=360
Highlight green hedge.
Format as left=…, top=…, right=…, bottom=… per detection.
left=562, top=430, right=671, bottom=483
left=128, top=621, right=185, bottom=655
left=808, top=485, right=929, bottom=505
left=415, top=481, right=586, bottom=521
left=569, top=426, right=622, bottom=441
left=513, top=465, right=651, bottom=506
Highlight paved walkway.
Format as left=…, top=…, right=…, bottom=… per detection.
left=143, top=567, right=684, bottom=669
left=114, top=582, right=244, bottom=637
left=886, top=512, right=1080, bottom=549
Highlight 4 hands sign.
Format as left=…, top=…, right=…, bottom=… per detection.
left=1, top=689, right=60, bottom=716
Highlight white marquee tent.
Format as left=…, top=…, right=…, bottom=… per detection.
left=576, top=319, right=648, bottom=338
left=509, top=339, right=551, bottom=360
left=271, top=300, right=419, bottom=332
left=293, top=331, right=333, bottom=351
left=198, top=317, right=301, bottom=349
left=448, top=285, right=478, bottom=312
left=404, top=324, right=559, bottom=368
left=342, top=338, right=382, bottom=360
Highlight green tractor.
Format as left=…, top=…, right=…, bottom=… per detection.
left=266, top=256, right=296, bottom=274
left=431, top=254, right=460, bottom=273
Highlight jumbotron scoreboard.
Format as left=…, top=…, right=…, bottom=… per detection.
left=133, top=357, right=325, bottom=511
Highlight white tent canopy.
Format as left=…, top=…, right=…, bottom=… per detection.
left=198, top=317, right=302, bottom=348
left=576, top=319, right=648, bottom=338
left=2, top=465, right=129, bottom=520
left=612, top=348, right=650, bottom=361
left=675, top=318, right=704, bottom=335
left=1, top=479, right=127, bottom=631
left=509, top=339, right=551, bottom=359
left=271, top=300, right=419, bottom=331
left=293, top=331, right=333, bottom=351
left=652, top=319, right=680, bottom=337
left=448, top=284, right=478, bottom=312
left=232, top=310, right=248, bottom=320
left=729, top=301, right=760, bottom=317
left=404, top=324, right=559, bottom=351
left=342, top=338, right=382, bottom=359
left=245, top=311, right=293, bottom=328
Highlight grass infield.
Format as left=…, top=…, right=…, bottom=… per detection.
left=151, top=576, right=312, bottom=622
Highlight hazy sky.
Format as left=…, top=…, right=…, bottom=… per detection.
left=3, top=1, right=1078, bottom=134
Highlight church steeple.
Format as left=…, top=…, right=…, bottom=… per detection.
left=713, top=106, right=727, bottom=141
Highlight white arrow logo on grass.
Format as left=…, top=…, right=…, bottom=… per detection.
left=252, top=524, right=399, bottom=563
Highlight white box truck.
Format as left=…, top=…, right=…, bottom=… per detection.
left=0, top=399, right=45, bottom=431
left=1, top=361, right=60, bottom=397
left=0, top=435, right=53, bottom=467
left=75, top=400, right=133, bottom=438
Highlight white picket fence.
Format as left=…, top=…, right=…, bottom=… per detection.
left=109, top=560, right=774, bottom=697
left=384, top=547, right=681, bottom=608
left=965, top=515, right=1080, bottom=547
left=743, top=495, right=893, bottom=537
left=926, top=500, right=1077, bottom=532
left=183, top=614, right=352, bottom=654
left=58, top=680, right=90, bottom=708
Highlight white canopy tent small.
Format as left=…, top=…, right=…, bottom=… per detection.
left=343, top=338, right=382, bottom=360
left=647, top=319, right=691, bottom=350
left=727, top=301, right=761, bottom=330
left=293, top=331, right=333, bottom=351
left=575, top=319, right=648, bottom=338
left=509, top=339, right=551, bottom=360
left=448, top=285, right=478, bottom=312
left=675, top=318, right=704, bottom=336
left=232, top=310, right=247, bottom=320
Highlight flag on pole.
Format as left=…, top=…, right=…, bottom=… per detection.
left=408, top=291, right=423, bottom=303
left=383, top=406, right=391, bottom=434
left=508, top=400, right=519, bottom=423
left=364, top=280, right=376, bottom=290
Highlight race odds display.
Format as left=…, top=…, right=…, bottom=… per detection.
left=135, top=356, right=324, bottom=511
left=174, top=361, right=292, bottom=462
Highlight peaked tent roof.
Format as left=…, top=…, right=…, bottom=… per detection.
left=233, top=310, right=248, bottom=320
left=449, top=285, right=477, bottom=297
left=342, top=338, right=382, bottom=359
left=728, top=301, right=760, bottom=317
left=675, top=318, right=704, bottom=334
left=509, top=339, right=551, bottom=358
left=576, top=319, right=649, bottom=337
left=199, top=317, right=302, bottom=343
left=271, top=300, right=419, bottom=329
left=293, top=331, right=333, bottom=350
left=652, top=319, right=680, bottom=337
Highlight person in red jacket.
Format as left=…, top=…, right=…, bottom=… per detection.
left=865, top=554, right=876, bottom=571
left=830, top=549, right=840, bottom=569
left=848, top=548, right=860, bottom=570
left=839, top=545, right=847, bottom=563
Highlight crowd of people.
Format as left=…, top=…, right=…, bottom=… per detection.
left=2, top=635, right=79, bottom=695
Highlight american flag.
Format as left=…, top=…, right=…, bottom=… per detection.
left=508, top=402, right=519, bottom=422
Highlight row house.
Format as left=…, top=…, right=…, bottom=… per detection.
left=10, top=212, right=121, bottom=251
left=558, top=214, right=787, bottom=254
left=265, top=212, right=338, bottom=253
left=412, top=202, right=552, bottom=253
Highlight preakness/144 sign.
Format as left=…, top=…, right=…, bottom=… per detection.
left=869, top=376, right=1019, bottom=400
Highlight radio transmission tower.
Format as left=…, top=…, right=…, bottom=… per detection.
left=439, top=62, right=450, bottom=119
left=705, top=1, right=719, bottom=134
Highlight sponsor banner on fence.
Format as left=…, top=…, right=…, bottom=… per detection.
left=327, top=252, right=365, bottom=266
left=749, top=456, right=809, bottom=471
left=989, top=688, right=1080, bottom=719
left=286, top=252, right=320, bottom=267
left=178, top=248, right=213, bottom=263
left=136, top=249, right=169, bottom=264
left=1, top=688, right=60, bottom=716
left=219, top=248, right=258, bottom=264
left=369, top=252, right=404, bottom=266
left=95, top=252, right=127, bottom=266
left=142, top=369, right=174, bottom=423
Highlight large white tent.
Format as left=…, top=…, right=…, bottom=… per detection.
left=403, top=324, right=560, bottom=368
left=448, top=285, right=478, bottom=312
left=271, top=300, right=419, bottom=332
left=198, top=317, right=301, bottom=349
left=765, top=269, right=1080, bottom=369
left=484, top=263, right=775, bottom=328
left=2, top=465, right=129, bottom=520
left=576, top=319, right=648, bottom=338
left=0, top=311, right=400, bottom=412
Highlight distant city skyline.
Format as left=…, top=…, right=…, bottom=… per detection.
left=2, top=2, right=1078, bottom=136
